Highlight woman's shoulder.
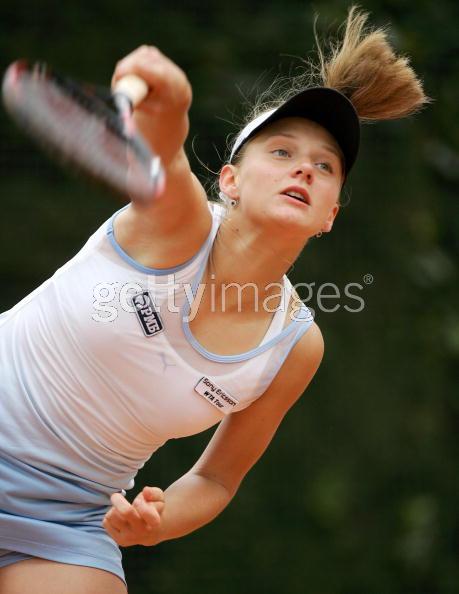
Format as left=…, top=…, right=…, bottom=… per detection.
left=244, top=319, right=323, bottom=416
left=269, top=319, right=324, bottom=405
left=294, top=320, right=324, bottom=358
left=283, top=284, right=324, bottom=376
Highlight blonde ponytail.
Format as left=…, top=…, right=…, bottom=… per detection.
left=315, top=5, right=432, bottom=121
left=228, top=5, right=431, bottom=167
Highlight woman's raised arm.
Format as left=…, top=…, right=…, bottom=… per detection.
left=110, top=45, right=212, bottom=267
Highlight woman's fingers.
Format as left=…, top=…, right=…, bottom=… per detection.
left=133, top=497, right=161, bottom=527
left=108, top=492, right=151, bottom=532
left=103, top=488, right=166, bottom=546
left=111, top=45, right=164, bottom=85
left=103, top=508, right=123, bottom=532
left=142, top=486, right=165, bottom=503
left=111, top=45, right=191, bottom=113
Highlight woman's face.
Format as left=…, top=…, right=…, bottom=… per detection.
left=220, top=117, right=343, bottom=238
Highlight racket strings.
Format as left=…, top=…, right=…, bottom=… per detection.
left=52, top=70, right=150, bottom=164
left=3, top=62, right=159, bottom=199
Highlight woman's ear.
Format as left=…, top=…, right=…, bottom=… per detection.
left=219, top=164, right=239, bottom=198
left=322, top=203, right=340, bottom=233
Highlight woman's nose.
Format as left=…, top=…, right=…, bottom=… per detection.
left=292, top=161, right=314, bottom=183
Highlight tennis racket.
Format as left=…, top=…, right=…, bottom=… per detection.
left=2, top=60, right=165, bottom=201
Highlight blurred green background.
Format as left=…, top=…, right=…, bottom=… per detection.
left=1, top=1, right=458, bottom=593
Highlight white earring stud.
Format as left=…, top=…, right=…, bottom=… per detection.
left=219, top=191, right=238, bottom=208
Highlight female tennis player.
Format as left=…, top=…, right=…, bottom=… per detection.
left=0, top=7, right=429, bottom=593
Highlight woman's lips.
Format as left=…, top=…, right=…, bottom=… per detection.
left=280, top=186, right=311, bottom=205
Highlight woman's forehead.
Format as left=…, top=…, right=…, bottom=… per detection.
left=239, top=115, right=345, bottom=177
left=256, top=116, right=339, bottom=146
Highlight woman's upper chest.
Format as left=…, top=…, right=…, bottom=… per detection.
left=187, top=286, right=295, bottom=357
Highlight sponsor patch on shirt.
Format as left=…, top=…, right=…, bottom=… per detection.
left=131, top=291, right=163, bottom=337
left=194, top=377, right=239, bottom=414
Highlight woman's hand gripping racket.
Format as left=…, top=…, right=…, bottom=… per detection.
left=2, top=61, right=165, bottom=201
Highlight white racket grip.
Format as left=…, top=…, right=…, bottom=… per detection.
left=113, top=75, right=149, bottom=108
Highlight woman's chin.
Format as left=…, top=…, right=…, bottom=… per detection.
left=266, top=204, right=315, bottom=234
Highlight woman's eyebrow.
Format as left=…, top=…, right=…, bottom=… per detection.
left=320, top=143, right=342, bottom=160
left=264, top=134, right=342, bottom=161
left=265, top=132, right=296, bottom=140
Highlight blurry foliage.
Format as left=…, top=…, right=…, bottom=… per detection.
left=0, top=0, right=458, bottom=593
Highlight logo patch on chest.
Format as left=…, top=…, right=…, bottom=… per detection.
left=131, top=291, right=163, bottom=337
left=194, top=377, right=239, bottom=414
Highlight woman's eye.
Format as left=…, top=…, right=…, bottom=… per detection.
left=271, top=148, right=291, bottom=158
left=317, top=162, right=333, bottom=172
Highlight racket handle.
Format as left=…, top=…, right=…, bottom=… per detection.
left=113, top=75, right=149, bottom=108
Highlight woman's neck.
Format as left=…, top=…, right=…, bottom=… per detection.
left=206, top=215, right=308, bottom=313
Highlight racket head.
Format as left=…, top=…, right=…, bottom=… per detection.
left=2, top=60, right=164, bottom=201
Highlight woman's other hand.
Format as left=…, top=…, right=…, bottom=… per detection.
left=103, top=486, right=165, bottom=547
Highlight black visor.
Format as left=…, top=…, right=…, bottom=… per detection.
left=230, top=87, right=360, bottom=177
